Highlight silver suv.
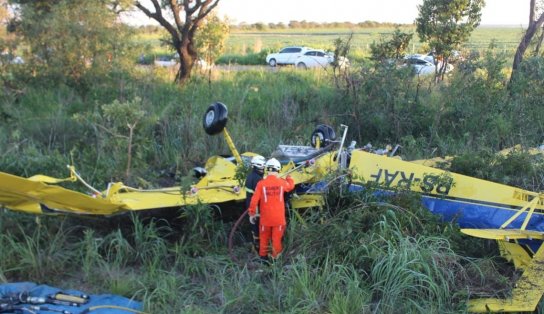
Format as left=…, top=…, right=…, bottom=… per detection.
left=265, top=46, right=313, bottom=67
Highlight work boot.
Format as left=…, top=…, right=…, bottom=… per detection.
left=259, top=255, right=270, bottom=266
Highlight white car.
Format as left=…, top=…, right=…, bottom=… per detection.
left=295, top=50, right=350, bottom=69
left=195, top=58, right=213, bottom=71
left=11, top=56, right=24, bottom=64
left=404, top=55, right=453, bottom=76
left=154, top=56, right=177, bottom=67
left=265, top=46, right=313, bottom=67
left=0, top=53, right=24, bottom=65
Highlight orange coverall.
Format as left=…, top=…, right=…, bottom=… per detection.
left=248, top=174, right=295, bottom=258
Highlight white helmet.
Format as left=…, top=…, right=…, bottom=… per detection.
left=251, top=155, right=266, bottom=170
left=265, top=158, right=281, bottom=172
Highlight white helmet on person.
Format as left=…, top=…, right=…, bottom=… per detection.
left=265, top=158, right=281, bottom=172
left=251, top=155, right=266, bottom=170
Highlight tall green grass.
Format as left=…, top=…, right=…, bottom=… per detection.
left=0, top=186, right=507, bottom=312
left=4, top=48, right=544, bottom=184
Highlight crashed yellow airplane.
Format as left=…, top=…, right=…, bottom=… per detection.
left=1, top=102, right=544, bottom=312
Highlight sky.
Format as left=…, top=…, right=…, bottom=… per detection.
left=215, top=0, right=530, bottom=26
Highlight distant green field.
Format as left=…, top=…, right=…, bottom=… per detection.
left=225, top=26, right=525, bottom=56
left=136, top=25, right=525, bottom=60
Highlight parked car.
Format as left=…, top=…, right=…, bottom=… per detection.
left=265, top=46, right=313, bottom=67
left=154, top=56, right=177, bottom=67
left=195, top=58, right=213, bottom=71
left=0, top=53, right=24, bottom=65
left=295, top=50, right=350, bottom=69
left=403, top=55, right=453, bottom=76
left=426, top=50, right=464, bottom=64
left=11, top=56, right=24, bottom=64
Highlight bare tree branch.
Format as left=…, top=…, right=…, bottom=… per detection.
left=510, top=6, right=544, bottom=87
left=136, top=0, right=179, bottom=44
left=168, top=0, right=183, bottom=34
left=530, top=0, right=536, bottom=24
left=190, top=0, right=219, bottom=34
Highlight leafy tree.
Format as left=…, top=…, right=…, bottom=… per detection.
left=10, top=0, right=133, bottom=87
left=100, top=97, right=149, bottom=181
left=331, top=34, right=353, bottom=85
left=0, top=0, right=18, bottom=89
left=135, top=0, right=220, bottom=85
left=510, top=0, right=544, bottom=87
left=370, top=28, right=413, bottom=61
left=195, top=13, right=229, bottom=69
left=73, top=97, right=156, bottom=183
left=415, top=0, right=484, bottom=79
left=254, top=22, right=267, bottom=31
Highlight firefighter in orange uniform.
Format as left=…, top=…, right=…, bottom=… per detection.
left=248, top=158, right=295, bottom=262
left=245, top=155, right=266, bottom=252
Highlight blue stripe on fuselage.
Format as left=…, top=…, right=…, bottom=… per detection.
left=421, top=195, right=544, bottom=231
left=297, top=182, right=544, bottom=252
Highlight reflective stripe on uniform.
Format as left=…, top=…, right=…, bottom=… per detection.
left=263, top=186, right=267, bottom=203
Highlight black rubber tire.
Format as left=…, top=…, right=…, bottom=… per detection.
left=203, top=102, right=228, bottom=135
left=269, top=59, right=277, bottom=67
left=311, top=124, right=336, bottom=148
left=297, top=62, right=307, bottom=69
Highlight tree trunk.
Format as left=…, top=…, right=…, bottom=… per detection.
left=509, top=3, right=544, bottom=87
left=175, top=45, right=195, bottom=84
left=135, top=0, right=220, bottom=85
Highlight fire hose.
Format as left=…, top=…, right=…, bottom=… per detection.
left=228, top=209, right=249, bottom=265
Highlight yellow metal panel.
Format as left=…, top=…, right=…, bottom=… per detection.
left=278, top=151, right=338, bottom=185
left=202, top=156, right=238, bottom=182
left=461, top=229, right=544, bottom=241
left=27, top=174, right=76, bottom=184
left=0, top=154, right=247, bottom=215
left=291, top=194, right=324, bottom=209
left=348, top=150, right=542, bottom=211
left=0, top=172, right=126, bottom=215
left=469, top=242, right=544, bottom=312
left=497, top=241, right=532, bottom=270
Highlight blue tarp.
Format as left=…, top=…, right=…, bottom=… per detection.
left=0, top=282, right=143, bottom=313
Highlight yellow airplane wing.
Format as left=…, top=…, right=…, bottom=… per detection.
left=0, top=172, right=127, bottom=215
left=459, top=227, right=544, bottom=312
left=0, top=155, right=248, bottom=216
left=0, top=170, right=248, bottom=215
left=461, top=229, right=544, bottom=241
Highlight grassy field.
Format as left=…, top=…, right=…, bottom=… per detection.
left=224, top=26, right=525, bottom=56
left=138, top=25, right=526, bottom=60
left=3, top=22, right=544, bottom=312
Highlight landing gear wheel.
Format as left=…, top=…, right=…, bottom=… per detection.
left=311, top=124, right=336, bottom=148
left=203, top=102, right=228, bottom=135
